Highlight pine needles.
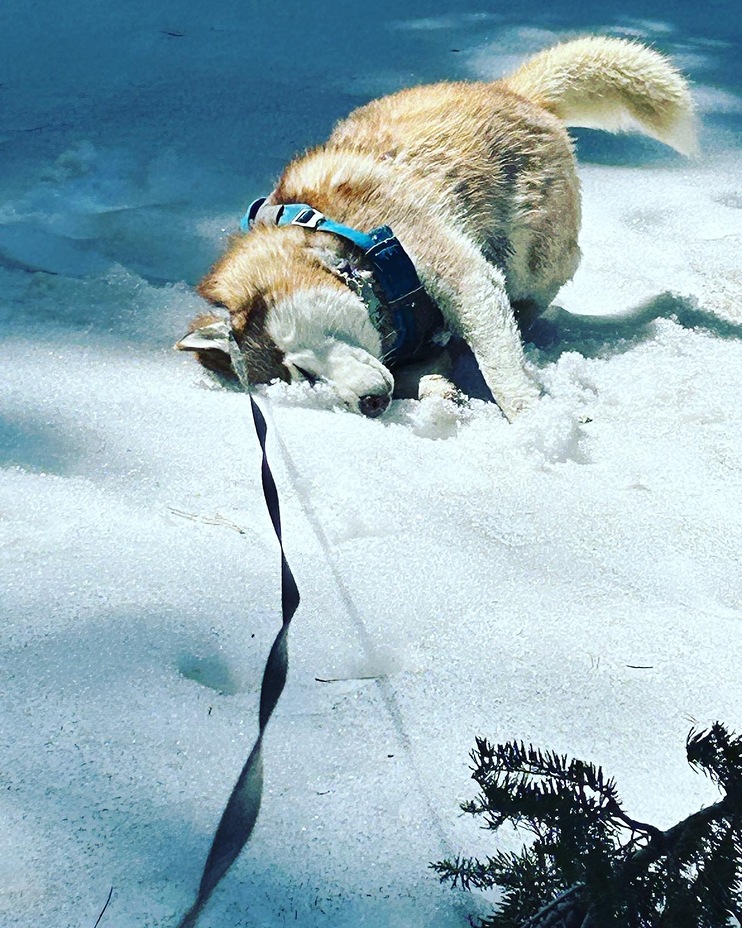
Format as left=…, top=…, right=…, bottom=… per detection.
left=432, top=723, right=742, bottom=927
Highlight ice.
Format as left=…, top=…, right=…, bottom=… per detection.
left=1, top=2, right=742, bottom=928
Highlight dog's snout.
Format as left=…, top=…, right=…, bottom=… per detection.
left=359, top=393, right=391, bottom=418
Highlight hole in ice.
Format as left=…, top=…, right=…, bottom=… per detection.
left=177, top=653, right=242, bottom=695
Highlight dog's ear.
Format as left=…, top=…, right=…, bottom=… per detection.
left=175, top=314, right=236, bottom=378
left=175, top=315, right=230, bottom=352
left=196, top=272, right=228, bottom=307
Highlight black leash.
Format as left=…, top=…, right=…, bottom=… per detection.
left=172, top=365, right=585, bottom=928
left=177, top=387, right=300, bottom=928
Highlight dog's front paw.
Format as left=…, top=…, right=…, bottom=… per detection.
left=418, top=374, right=465, bottom=405
left=494, top=378, right=543, bottom=422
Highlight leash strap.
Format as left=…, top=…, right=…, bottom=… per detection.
left=177, top=374, right=300, bottom=928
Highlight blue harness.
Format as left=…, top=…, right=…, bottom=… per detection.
left=241, top=197, right=446, bottom=365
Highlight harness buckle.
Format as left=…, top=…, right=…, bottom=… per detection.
left=290, top=207, right=325, bottom=229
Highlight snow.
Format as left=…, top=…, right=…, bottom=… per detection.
left=2, top=3, right=741, bottom=927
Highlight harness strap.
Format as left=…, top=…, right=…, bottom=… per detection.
left=242, top=197, right=445, bottom=365
left=244, top=197, right=424, bottom=306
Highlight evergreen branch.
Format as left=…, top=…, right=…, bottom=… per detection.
left=517, top=884, right=586, bottom=928
left=687, top=723, right=742, bottom=803
left=473, top=740, right=665, bottom=838
left=487, top=796, right=739, bottom=928
left=431, top=854, right=511, bottom=892
left=441, top=723, right=742, bottom=927
left=607, top=806, right=664, bottom=844
left=473, top=741, right=616, bottom=804
left=621, top=797, right=733, bottom=877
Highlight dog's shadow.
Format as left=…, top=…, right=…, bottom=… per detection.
left=447, top=292, right=742, bottom=402
left=527, top=292, right=742, bottom=361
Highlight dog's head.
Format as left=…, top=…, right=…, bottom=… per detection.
left=178, top=225, right=394, bottom=417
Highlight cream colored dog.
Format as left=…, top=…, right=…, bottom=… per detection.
left=179, top=36, right=696, bottom=420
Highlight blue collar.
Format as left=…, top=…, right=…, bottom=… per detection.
left=241, top=197, right=445, bottom=366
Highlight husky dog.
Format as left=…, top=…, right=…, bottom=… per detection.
left=178, top=36, right=696, bottom=420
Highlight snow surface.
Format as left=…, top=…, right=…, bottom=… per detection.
left=2, top=2, right=742, bottom=927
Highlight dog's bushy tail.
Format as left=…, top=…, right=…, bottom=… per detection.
left=503, top=36, right=698, bottom=156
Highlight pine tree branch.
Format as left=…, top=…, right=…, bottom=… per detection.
left=518, top=884, right=586, bottom=928
left=448, top=726, right=742, bottom=928
left=516, top=797, right=736, bottom=926
left=518, top=799, right=735, bottom=922
left=620, top=797, right=732, bottom=878
left=605, top=801, right=664, bottom=844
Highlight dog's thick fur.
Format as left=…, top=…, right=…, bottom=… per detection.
left=179, top=36, right=696, bottom=420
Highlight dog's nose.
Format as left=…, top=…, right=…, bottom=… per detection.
left=359, top=393, right=391, bottom=418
